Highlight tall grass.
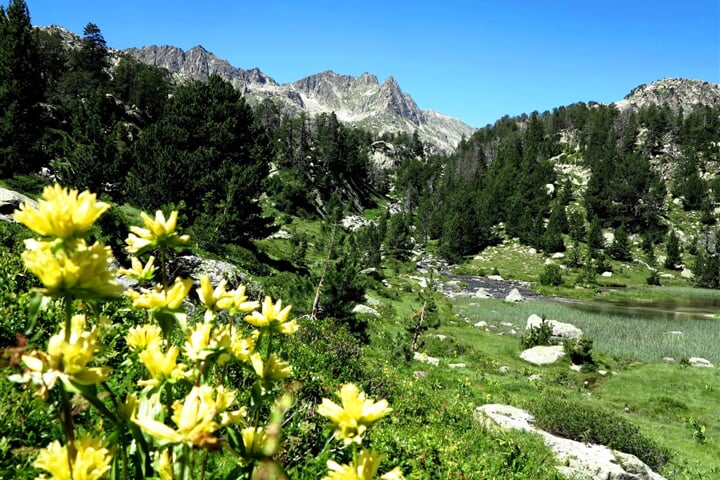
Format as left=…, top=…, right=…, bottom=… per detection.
left=454, top=298, right=720, bottom=364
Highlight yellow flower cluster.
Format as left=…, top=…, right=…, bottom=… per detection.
left=10, top=182, right=403, bottom=479
left=324, top=449, right=404, bottom=480
left=196, top=275, right=259, bottom=321
left=318, top=384, right=403, bottom=479
left=14, top=184, right=109, bottom=240
left=132, top=384, right=245, bottom=448
left=21, top=314, right=109, bottom=397
left=126, top=210, right=190, bottom=254
left=318, top=383, right=392, bottom=445
left=34, top=436, right=112, bottom=480
left=14, top=185, right=122, bottom=300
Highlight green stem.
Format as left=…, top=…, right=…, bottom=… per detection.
left=60, top=386, right=76, bottom=479
left=61, top=296, right=76, bottom=477
left=63, top=297, right=74, bottom=342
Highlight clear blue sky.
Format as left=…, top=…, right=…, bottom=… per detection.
left=25, top=0, right=720, bottom=128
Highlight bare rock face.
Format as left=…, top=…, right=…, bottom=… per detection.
left=475, top=404, right=666, bottom=480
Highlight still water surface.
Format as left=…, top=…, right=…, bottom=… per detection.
left=555, top=294, right=720, bottom=322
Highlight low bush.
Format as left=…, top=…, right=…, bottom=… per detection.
left=520, top=317, right=555, bottom=349
left=530, top=397, right=671, bottom=470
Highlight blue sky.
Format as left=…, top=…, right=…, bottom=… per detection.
left=25, top=0, right=720, bottom=128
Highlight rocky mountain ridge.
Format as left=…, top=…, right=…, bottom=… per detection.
left=124, top=44, right=475, bottom=154
left=614, top=77, right=720, bottom=115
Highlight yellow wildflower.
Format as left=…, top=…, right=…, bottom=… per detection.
left=212, top=325, right=255, bottom=363
left=231, top=284, right=260, bottom=313
left=317, top=383, right=391, bottom=445
left=244, top=296, right=297, bottom=335
left=125, top=324, right=163, bottom=352
left=128, top=277, right=193, bottom=311
left=196, top=275, right=234, bottom=320
left=323, top=449, right=404, bottom=480
left=251, top=352, right=292, bottom=383
left=125, top=210, right=190, bottom=254
left=21, top=315, right=109, bottom=396
left=132, top=384, right=242, bottom=449
left=154, top=450, right=173, bottom=480
left=118, top=255, right=157, bottom=282
left=241, top=426, right=279, bottom=459
left=184, top=322, right=214, bottom=361
left=21, top=239, right=122, bottom=299
left=14, top=183, right=109, bottom=240
left=34, top=436, right=112, bottom=480
left=137, top=345, right=184, bottom=387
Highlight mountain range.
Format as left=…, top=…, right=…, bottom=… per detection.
left=124, top=44, right=475, bottom=154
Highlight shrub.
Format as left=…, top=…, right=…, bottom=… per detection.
left=520, top=317, right=555, bottom=349
left=531, top=397, right=671, bottom=470
left=539, top=264, right=563, bottom=286
left=563, top=336, right=595, bottom=368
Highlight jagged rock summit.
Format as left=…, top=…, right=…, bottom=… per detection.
left=125, top=45, right=474, bottom=154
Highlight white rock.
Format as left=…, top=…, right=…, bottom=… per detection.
left=601, top=271, right=613, bottom=277
left=681, top=268, right=694, bottom=279
left=474, top=288, right=492, bottom=299
left=435, top=334, right=447, bottom=341
left=520, top=345, right=566, bottom=365
left=448, top=363, right=466, bottom=369
left=526, top=314, right=583, bottom=339
left=473, top=321, right=488, bottom=328
left=413, top=352, right=439, bottom=366
left=528, top=248, right=537, bottom=255
left=551, top=252, right=565, bottom=259
left=689, top=357, right=714, bottom=368
left=505, top=288, right=524, bottom=303
left=352, top=304, right=381, bottom=317
left=487, top=274, right=504, bottom=281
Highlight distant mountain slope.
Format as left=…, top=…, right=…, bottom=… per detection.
left=614, top=78, right=720, bottom=114
left=125, top=45, right=475, bottom=154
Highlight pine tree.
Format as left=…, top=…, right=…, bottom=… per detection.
left=607, top=224, right=631, bottom=261
left=664, top=230, right=681, bottom=270
left=587, top=216, right=604, bottom=255
left=0, top=0, right=44, bottom=175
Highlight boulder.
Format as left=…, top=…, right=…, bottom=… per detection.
left=504, top=288, right=524, bottom=303
left=413, top=352, right=439, bottom=366
left=475, top=404, right=666, bottom=480
left=474, top=288, right=492, bottom=299
left=526, top=314, right=583, bottom=339
left=473, top=320, right=488, bottom=328
left=688, top=357, right=714, bottom=368
left=169, top=255, right=251, bottom=289
left=0, top=187, right=35, bottom=222
left=520, top=345, right=565, bottom=365
left=681, top=268, right=693, bottom=279
left=601, top=271, right=613, bottom=277
left=352, top=304, right=381, bottom=317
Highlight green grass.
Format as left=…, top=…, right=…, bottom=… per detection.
left=452, top=297, right=720, bottom=365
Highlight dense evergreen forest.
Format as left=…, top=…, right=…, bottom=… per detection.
left=2, top=0, right=720, bottom=286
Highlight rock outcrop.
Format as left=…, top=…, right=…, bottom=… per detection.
left=526, top=314, right=583, bottom=340
left=476, top=404, right=666, bottom=480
